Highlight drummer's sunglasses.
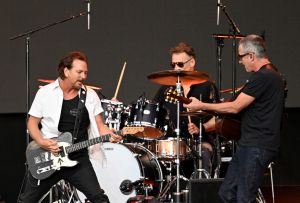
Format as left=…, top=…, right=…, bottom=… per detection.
left=170, top=57, right=193, bottom=68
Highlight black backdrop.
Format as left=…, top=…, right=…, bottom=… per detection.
left=1, top=0, right=300, bottom=113
left=1, top=1, right=300, bottom=202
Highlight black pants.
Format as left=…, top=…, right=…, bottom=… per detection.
left=18, top=158, right=109, bottom=203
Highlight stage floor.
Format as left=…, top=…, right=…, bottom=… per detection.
left=262, top=186, right=300, bottom=203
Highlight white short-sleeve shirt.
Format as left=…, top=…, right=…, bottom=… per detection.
left=29, top=79, right=104, bottom=158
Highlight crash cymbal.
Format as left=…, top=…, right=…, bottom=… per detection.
left=180, top=111, right=210, bottom=118
left=147, top=70, right=209, bottom=85
left=38, top=79, right=55, bottom=84
left=38, top=79, right=102, bottom=90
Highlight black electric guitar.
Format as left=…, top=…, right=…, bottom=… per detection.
left=26, top=126, right=144, bottom=180
left=164, top=89, right=241, bottom=141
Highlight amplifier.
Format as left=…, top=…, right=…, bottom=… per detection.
left=188, top=178, right=224, bottom=203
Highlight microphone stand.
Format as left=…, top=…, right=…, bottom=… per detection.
left=218, top=2, right=241, bottom=99
left=10, top=11, right=87, bottom=147
left=215, top=37, right=224, bottom=98
left=10, top=12, right=87, bottom=202
left=215, top=3, right=242, bottom=159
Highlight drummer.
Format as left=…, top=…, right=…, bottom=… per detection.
left=154, top=42, right=219, bottom=176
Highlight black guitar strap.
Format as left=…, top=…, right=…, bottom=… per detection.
left=72, top=87, right=87, bottom=143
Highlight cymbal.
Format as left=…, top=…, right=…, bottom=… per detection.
left=38, top=79, right=55, bottom=83
left=180, top=111, right=210, bottom=118
left=220, top=86, right=243, bottom=93
left=38, top=79, right=102, bottom=90
left=147, top=70, right=209, bottom=85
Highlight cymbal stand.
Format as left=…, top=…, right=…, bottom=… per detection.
left=158, top=161, right=174, bottom=201
left=213, top=135, right=222, bottom=178
left=173, top=75, right=182, bottom=202
left=190, top=111, right=210, bottom=179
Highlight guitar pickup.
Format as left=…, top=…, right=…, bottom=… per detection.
left=34, top=151, right=50, bottom=164
left=59, top=146, right=65, bottom=157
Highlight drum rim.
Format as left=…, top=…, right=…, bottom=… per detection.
left=101, top=99, right=123, bottom=105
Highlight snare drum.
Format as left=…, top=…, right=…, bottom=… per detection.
left=155, top=138, right=189, bottom=160
left=127, top=100, right=166, bottom=140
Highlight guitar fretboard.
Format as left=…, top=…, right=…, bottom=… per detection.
left=65, top=131, right=122, bottom=153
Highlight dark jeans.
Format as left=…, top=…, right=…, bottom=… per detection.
left=218, top=145, right=277, bottom=203
left=18, top=158, right=109, bottom=203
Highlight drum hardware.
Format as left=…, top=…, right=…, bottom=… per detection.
left=38, top=180, right=80, bottom=203
left=158, top=174, right=189, bottom=202
left=147, top=70, right=209, bottom=203
left=120, top=179, right=144, bottom=195
left=164, top=90, right=212, bottom=179
left=213, top=135, right=222, bottom=178
left=190, top=112, right=211, bottom=179
left=101, top=99, right=125, bottom=131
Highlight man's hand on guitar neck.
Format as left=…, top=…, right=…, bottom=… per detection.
left=109, top=132, right=122, bottom=143
left=183, top=97, right=204, bottom=112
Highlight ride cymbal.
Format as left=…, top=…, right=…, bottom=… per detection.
left=147, top=70, right=209, bottom=85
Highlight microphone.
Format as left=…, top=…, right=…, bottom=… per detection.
left=86, top=0, right=91, bottom=30
left=217, top=0, right=220, bottom=26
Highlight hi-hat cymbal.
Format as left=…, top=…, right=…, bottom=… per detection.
left=180, top=111, right=210, bottom=118
left=38, top=79, right=102, bottom=90
left=147, top=70, right=209, bottom=85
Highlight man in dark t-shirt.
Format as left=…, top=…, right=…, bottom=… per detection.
left=154, top=42, right=219, bottom=177
left=185, top=35, right=285, bottom=203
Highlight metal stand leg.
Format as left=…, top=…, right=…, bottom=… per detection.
left=269, top=162, right=275, bottom=203
left=257, top=188, right=266, bottom=203
left=213, top=135, right=221, bottom=178
left=190, top=117, right=210, bottom=179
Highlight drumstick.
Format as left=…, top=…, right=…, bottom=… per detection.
left=186, top=108, right=192, bottom=124
left=113, top=61, right=127, bottom=99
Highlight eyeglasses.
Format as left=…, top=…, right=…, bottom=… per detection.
left=238, top=52, right=253, bottom=60
left=170, top=57, right=193, bottom=68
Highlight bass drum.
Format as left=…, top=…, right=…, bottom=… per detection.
left=77, top=143, right=163, bottom=203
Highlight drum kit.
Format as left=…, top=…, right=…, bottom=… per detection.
left=38, top=69, right=230, bottom=203
left=85, top=69, right=213, bottom=203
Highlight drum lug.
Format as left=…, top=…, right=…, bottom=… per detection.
left=133, top=153, right=141, bottom=158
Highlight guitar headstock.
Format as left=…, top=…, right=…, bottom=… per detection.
left=164, top=87, right=181, bottom=104
left=122, top=126, right=144, bottom=135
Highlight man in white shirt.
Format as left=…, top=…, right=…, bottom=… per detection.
left=18, top=51, right=122, bottom=203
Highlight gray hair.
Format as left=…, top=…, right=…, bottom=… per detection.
left=239, top=34, right=268, bottom=59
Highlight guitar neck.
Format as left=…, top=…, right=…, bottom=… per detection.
left=65, top=130, right=122, bottom=154
left=166, top=92, right=218, bottom=116
left=177, top=96, right=192, bottom=104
